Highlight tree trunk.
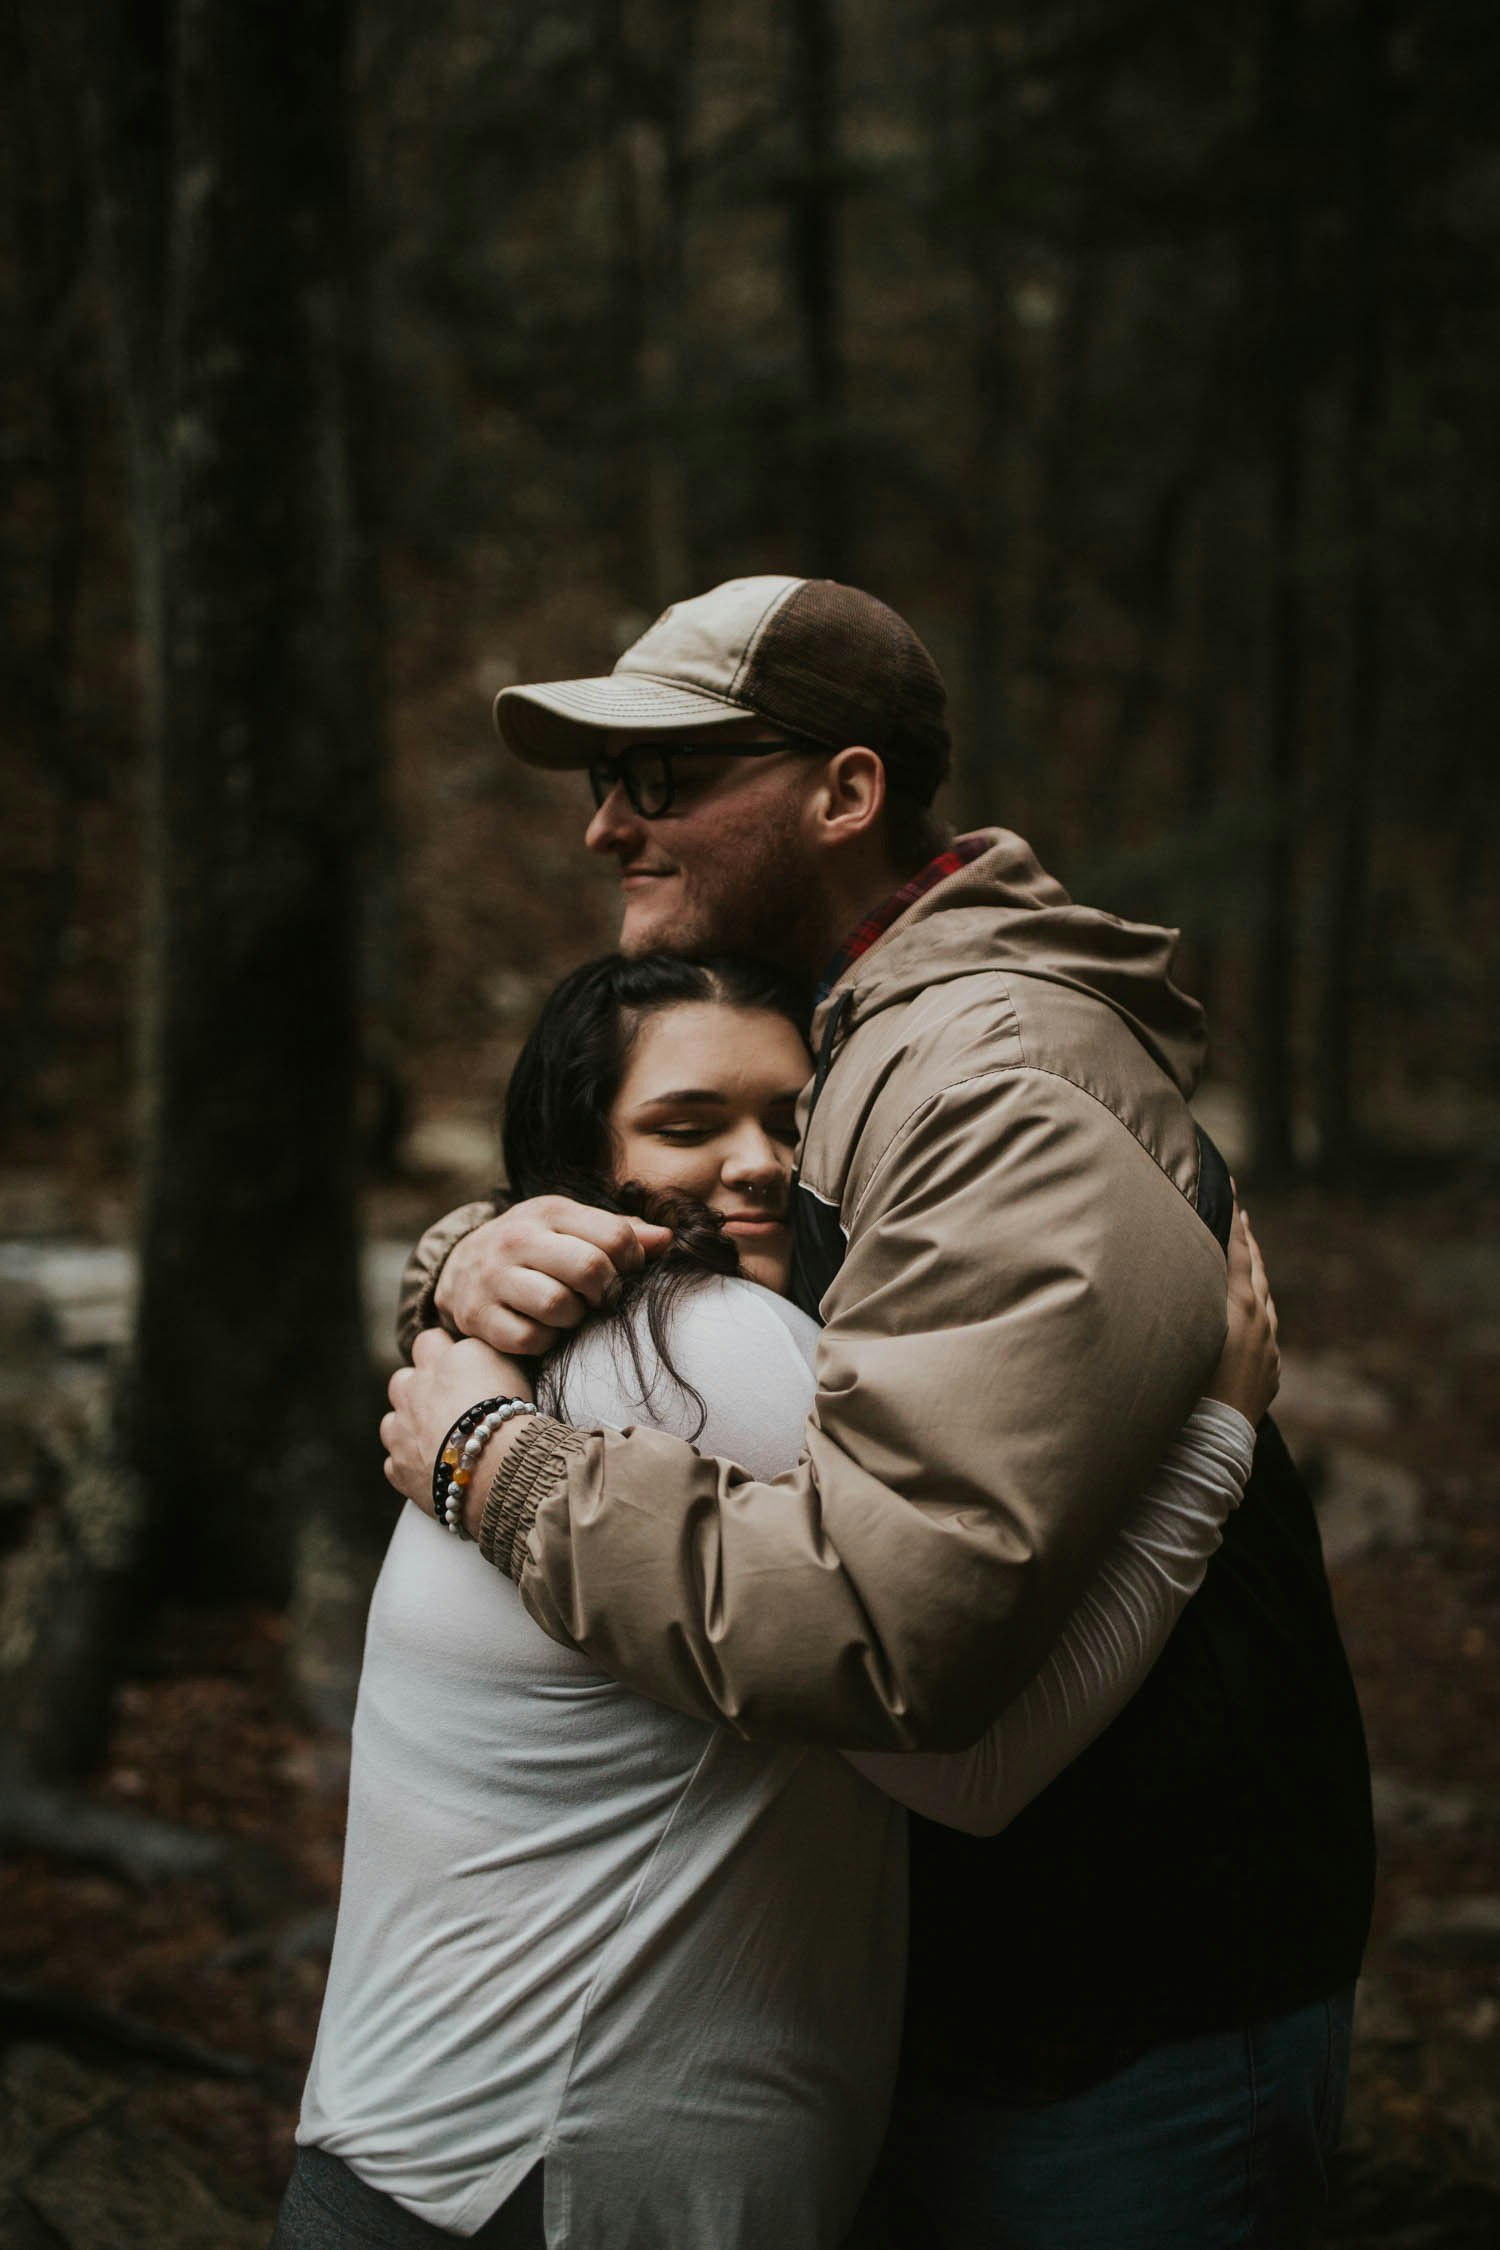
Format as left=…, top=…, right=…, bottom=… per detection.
left=957, top=13, right=1014, bottom=834
left=603, top=0, right=696, bottom=610
left=1022, top=227, right=1110, bottom=872
left=1179, top=494, right=1240, bottom=1031
left=0, top=1, right=97, bottom=1131
left=0, top=0, right=169, bottom=1804
left=1249, top=0, right=1305, bottom=1180
left=784, top=0, right=849, bottom=580
left=70, top=0, right=385, bottom=1626
left=1089, top=457, right=1198, bottom=853
left=123, top=0, right=379, bottom=1613
left=3, top=0, right=384, bottom=1796
left=1317, top=0, right=1389, bottom=1175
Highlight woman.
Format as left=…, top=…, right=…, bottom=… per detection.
left=276, top=955, right=1275, bottom=2250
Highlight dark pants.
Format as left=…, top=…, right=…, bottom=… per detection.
left=270, top=2149, right=545, bottom=2250
left=848, top=1988, right=1354, bottom=2250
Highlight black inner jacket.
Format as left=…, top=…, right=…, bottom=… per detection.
left=790, top=1118, right=1376, bottom=2100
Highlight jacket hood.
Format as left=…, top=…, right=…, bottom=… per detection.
left=815, top=828, right=1207, bottom=1099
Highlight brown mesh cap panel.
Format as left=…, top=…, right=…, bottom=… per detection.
left=739, top=580, right=950, bottom=804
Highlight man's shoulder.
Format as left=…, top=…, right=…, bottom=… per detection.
left=807, top=963, right=1203, bottom=1216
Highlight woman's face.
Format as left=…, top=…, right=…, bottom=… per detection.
left=608, top=1001, right=810, bottom=1293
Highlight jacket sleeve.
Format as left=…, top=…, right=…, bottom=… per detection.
left=482, top=1068, right=1229, bottom=1748
left=394, top=1200, right=499, bottom=1361
left=843, top=1400, right=1255, bottom=1829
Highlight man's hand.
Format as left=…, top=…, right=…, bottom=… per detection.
left=1204, top=1206, right=1280, bottom=1425
left=433, top=1196, right=672, bottom=1355
left=382, top=1328, right=535, bottom=1515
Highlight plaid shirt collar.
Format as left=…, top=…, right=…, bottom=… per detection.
left=815, top=832, right=991, bottom=1003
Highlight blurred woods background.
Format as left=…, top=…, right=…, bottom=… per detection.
left=0, top=0, right=1497, bottom=2241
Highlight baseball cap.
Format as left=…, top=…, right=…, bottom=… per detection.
left=495, top=575, right=951, bottom=806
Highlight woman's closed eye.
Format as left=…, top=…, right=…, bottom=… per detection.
left=649, top=1118, right=794, bottom=1146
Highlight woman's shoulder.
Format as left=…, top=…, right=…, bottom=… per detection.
left=553, top=1274, right=818, bottom=1475
left=609, top=1273, right=819, bottom=1402
left=653, top=1277, right=818, bottom=1473
left=675, top=1274, right=821, bottom=1370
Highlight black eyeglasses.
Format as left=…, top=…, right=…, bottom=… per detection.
left=586, top=738, right=826, bottom=820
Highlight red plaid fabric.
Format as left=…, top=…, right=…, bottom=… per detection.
left=816, top=834, right=990, bottom=1001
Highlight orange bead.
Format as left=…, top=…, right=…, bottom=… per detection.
left=442, top=1443, right=461, bottom=1468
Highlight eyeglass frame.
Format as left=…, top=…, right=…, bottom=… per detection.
left=586, top=734, right=832, bottom=820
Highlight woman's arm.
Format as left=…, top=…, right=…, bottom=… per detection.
left=844, top=1399, right=1255, bottom=1833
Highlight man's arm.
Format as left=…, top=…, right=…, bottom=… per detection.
left=465, top=1068, right=1228, bottom=1751
left=844, top=1399, right=1257, bottom=1831
left=396, top=1198, right=673, bottom=1361
left=396, top=1200, right=498, bottom=1353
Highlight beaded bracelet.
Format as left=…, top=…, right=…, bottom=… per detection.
left=432, top=1396, right=539, bottom=1536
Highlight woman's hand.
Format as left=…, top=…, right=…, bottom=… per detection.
left=1205, top=1206, right=1280, bottom=1425
left=381, top=1328, right=535, bottom=1513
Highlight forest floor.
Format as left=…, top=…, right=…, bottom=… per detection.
left=2, top=1170, right=1498, bottom=2245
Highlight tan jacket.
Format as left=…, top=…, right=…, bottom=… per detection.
left=398, top=831, right=1228, bottom=1750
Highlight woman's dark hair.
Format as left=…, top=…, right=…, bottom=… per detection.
left=500, top=954, right=812, bottom=1434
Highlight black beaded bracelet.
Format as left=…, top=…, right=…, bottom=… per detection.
left=431, top=1396, right=538, bottom=1535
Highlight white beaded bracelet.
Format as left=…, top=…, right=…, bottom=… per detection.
left=436, top=1397, right=539, bottom=1536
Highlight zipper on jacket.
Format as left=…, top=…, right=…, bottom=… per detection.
left=799, top=988, right=853, bottom=1157
left=789, top=990, right=853, bottom=1322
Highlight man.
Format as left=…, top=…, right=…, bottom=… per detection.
left=387, top=576, right=1373, bottom=2246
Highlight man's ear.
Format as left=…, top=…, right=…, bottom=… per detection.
left=808, top=746, right=886, bottom=847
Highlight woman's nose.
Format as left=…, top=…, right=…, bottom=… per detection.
left=722, top=1129, right=789, bottom=1193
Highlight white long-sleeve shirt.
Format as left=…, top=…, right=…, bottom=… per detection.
left=299, top=1277, right=1252, bottom=2247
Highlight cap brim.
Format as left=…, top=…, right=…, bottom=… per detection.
left=495, top=675, right=752, bottom=768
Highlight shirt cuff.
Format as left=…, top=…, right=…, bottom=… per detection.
left=1186, top=1396, right=1258, bottom=1453
left=477, top=1416, right=592, bottom=1582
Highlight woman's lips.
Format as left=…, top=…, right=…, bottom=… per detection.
left=722, top=1215, right=789, bottom=1237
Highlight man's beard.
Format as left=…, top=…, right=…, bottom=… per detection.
left=621, top=805, right=831, bottom=973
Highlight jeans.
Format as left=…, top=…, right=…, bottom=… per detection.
left=270, top=2148, right=546, bottom=2249
left=848, top=1987, right=1354, bottom=2249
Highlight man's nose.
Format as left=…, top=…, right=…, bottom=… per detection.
left=584, top=782, right=642, bottom=856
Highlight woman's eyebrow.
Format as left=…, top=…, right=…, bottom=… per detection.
left=632, top=1087, right=802, bottom=1110
left=634, top=1088, right=728, bottom=1108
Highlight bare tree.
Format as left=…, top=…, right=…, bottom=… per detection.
left=0, top=0, right=386, bottom=1836
left=1317, top=0, right=1390, bottom=1174
left=106, top=0, right=380, bottom=1622
left=0, top=2, right=99, bottom=1132
left=601, top=0, right=698, bottom=608
left=1249, top=0, right=1307, bottom=1179
left=782, top=0, right=850, bottom=578
left=953, top=9, right=1017, bottom=833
